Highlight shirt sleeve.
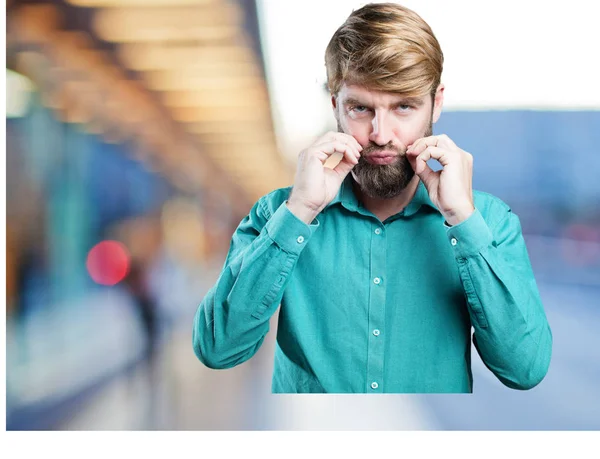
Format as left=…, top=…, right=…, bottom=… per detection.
left=192, top=197, right=319, bottom=369
left=445, top=207, right=553, bottom=390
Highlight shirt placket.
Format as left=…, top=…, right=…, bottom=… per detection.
left=366, top=221, right=386, bottom=392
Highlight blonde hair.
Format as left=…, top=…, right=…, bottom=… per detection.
left=325, top=3, right=443, bottom=99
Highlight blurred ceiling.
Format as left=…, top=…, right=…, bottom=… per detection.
left=6, top=0, right=293, bottom=216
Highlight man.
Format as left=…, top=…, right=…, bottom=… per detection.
left=192, top=3, right=552, bottom=393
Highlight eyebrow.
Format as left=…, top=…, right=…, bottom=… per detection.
left=342, top=96, right=425, bottom=108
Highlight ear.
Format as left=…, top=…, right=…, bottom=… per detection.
left=432, top=83, right=444, bottom=124
left=331, top=94, right=339, bottom=121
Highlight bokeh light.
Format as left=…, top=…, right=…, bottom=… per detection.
left=86, top=240, right=131, bottom=285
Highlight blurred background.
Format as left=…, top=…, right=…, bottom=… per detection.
left=5, top=0, right=600, bottom=430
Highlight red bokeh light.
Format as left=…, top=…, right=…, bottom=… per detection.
left=561, top=224, right=600, bottom=267
left=86, top=240, right=131, bottom=286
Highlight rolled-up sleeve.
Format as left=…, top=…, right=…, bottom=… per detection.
left=445, top=207, right=553, bottom=390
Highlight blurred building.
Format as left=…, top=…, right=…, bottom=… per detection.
left=5, top=0, right=293, bottom=430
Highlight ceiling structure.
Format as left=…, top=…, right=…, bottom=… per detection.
left=6, top=0, right=293, bottom=218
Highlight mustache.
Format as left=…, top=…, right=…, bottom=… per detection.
left=361, top=142, right=405, bottom=157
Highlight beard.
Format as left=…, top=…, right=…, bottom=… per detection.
left=338, top=120, right=433, bottom=199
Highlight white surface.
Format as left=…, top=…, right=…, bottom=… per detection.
left=257, top=0, right=600, bottom=161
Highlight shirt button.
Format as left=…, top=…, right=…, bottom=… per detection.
left=374, top=228, right=381, bottom=235
left=371, top=382, right=379, bottom=390
left=451, top=238, right=457, bottom=246
left=297, top=236, right=305, bottom=244
left=373, top=277, right=381, bottom=285
left=372, top=329, right=380, bottom=336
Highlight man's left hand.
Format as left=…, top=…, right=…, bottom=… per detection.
left=406, top=134, right=475, bottom=226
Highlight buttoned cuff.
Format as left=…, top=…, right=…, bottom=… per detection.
left=264, top=201, right=319, bottom=255
left=445, top=208, right=493, bottom=258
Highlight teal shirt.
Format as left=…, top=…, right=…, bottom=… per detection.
left=193, top=174, right=552, bottom=393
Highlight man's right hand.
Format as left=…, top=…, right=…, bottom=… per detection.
left=287, top=131, right=362, bottom=224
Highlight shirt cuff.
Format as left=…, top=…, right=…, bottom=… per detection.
left=264, top=201, right=319, bottom=255
left=445, top=208, right=493, bottom=258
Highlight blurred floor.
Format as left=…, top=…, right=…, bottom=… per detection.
left=8, top=236, right=600, bottom=431
left=55, top=311, right=438, bottom=430
left=418, top=280, right=600, bottom=430
left=54, top=288, right=600, bottom=430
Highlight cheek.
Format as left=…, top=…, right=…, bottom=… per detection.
left=397, top=116, right=431, bottom=144
left=388, top=126, right=418, bottom=149
left=341, top=118, right=370, bottom=145
left=397, top=127, right=420, bottom=144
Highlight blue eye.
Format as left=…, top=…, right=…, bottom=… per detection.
left=352, top=105, right=368, bottom=113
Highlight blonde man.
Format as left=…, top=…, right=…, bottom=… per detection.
left=193, top=3, right=552, bottom=393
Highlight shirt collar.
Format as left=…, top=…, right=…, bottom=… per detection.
left=326, top=173, right=360, bottom=212
left=403, top=178, right=438, bottom=217
left=326, top=174, right=438, bottom=218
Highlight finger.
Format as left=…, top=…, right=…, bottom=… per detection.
left=415, top=145, right=451, bottom=169
left=407, top=136, right=440, bottom=155
left=332, top=153, right=356, bottom=178
left=339, top=133, right=363, bottom=153
left=314, top=151, right=328, bottom=162
left=312, top=141, right=359, bottom=165
left=320, top=131, right=363, bottom=155
left=408, top=150, right=440, bottom=189
left=418, top=163, right=440, bottom=191
left=405, top=144, right=429, bottom=168
left=437, top=134, right=456, bottom=148
left=406, top=136, right=429, bottom=154
left=312, top=140, right=353, bottom=156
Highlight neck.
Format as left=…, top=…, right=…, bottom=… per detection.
left=350, top=173, right=421, bottom=222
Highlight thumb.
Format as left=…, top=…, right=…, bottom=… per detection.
left=415, top=159, right=438, bottom=191
left=332, top=155, right=356, bottom=180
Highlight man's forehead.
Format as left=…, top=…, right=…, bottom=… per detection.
left=338, top=84, right=426, bottom=104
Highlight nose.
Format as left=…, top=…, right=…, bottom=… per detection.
left=369, top=111, right=394, bottom=146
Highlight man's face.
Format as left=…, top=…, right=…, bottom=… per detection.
left=333, top=83, right=443, bottom=199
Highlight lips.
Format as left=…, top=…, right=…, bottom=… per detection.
left=365, top=151, right=398, bottom=165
